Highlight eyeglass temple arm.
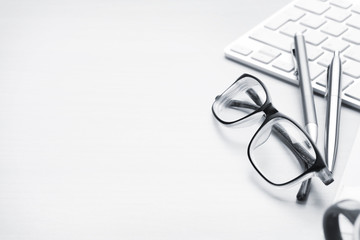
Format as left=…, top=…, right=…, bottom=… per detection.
left=244, top=89, right=315, bottom=167
left=228, top=92, right=313, bottom=168
left=246, top=88, right=263, bottom=106
left=272, top=124, right=314, bottom=168
left=227, top=100, right=259, bottom=111
left=224, top=88, right=263, bottom=110
left=272, top=121, right=333, bottom=185
left=268, top=116, right=333, bottom=185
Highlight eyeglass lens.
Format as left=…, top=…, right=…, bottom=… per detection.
left=249, top=117, right=316, bottom=185
left=213, top=76, right=267, bottom=123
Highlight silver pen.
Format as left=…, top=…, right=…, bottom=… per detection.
left=293, top=32, right=318, bottom=142
left=325, top=51, right=342, bottom=172
left=292, top=32, right=318, bottom=201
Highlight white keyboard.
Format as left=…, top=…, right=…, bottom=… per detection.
left=225, top=0, right=360, bottom=110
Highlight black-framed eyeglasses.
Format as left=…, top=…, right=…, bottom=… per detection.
left=212, top=74, right=333, bottom=187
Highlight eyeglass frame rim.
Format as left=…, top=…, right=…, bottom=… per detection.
left=248, top=112, right=327, bottom=186
left=212, top=73, right=330, bottom=186
left=211, top=73, right=271, bottom=125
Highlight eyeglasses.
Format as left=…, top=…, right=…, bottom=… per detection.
left=212, top=74, right=333, bottom=187
left=323, top=200, right=360, bottom=240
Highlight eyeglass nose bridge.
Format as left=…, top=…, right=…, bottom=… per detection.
left=261, top=103, right=279, bottom=119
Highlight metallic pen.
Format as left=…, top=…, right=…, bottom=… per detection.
left=325, top=51, right=342, bottom=172
left=292, top=32, right=318, bottom=201
left=293, top=32, right=318, bottom=142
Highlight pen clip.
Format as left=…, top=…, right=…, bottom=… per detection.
left=324, top=64, right=331, bottom=98
left=291, top=44, right=298, bottom=78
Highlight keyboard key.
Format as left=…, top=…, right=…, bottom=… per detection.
left=272, top=52, right=294, bottom=72
left=317, top=51, right=346, bottom=67
left=295, top=0, right=330, bottom=15
left=325, top=7, right=351, bottom=22
left=347, top=14, right=360, bottom=29
left=345, top=82, right=360, bottom=101
left=230, top=43, right=253, bottom=56
left=300, top=14, right=327, bottom=29
left=265, top=7, right=305, bottom=30
left=352, top=4, right=360, bottom=14
left=322, top=38, right=350, bottom=52
left=280, top=22, right=307, bottom=37
left=345, top=89, right=360, bottom=101
left=304, top=29, right=328, bottom=46
left=260, top=46, right=281, bottom=58
left=251, top=47, right=281, bottom=64
left=317, top=51, right=334, bottom=67
left=309, top=62, right=326, bottom=80
left=251, top=52, right=274, bottom=64
left=342, top=28, right=360, bottom=45
left=342, top=76, right=355, bottom=90
left=249, top=27, right=292, bottom=52
left=321, top=21, right=348, bottom=37
left=316, top=73, right=354, bottom=90
left=343, top=59, right=360, bottom=78
left=306, top=44, right=324, bottom=61
left=344, top=82, right=360, bottom=101
left=330, top=0, right=353, bottom=9
left=344, top=46, right=360, bottom=62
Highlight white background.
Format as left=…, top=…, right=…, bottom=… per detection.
left=1, top=0, right=360, bottom=239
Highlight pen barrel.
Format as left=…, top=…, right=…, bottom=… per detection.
left=325, top=97, right=341, bottom=171
left=294, top=33, right=318, bottom=129
left=327, top=52, right=342, bottom=98
left=293, top=32, right=318, bottom=201
left=325, top=51, right=342, bottom=171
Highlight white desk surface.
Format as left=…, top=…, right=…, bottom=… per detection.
left=1, top=0, right=360, bottom=239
